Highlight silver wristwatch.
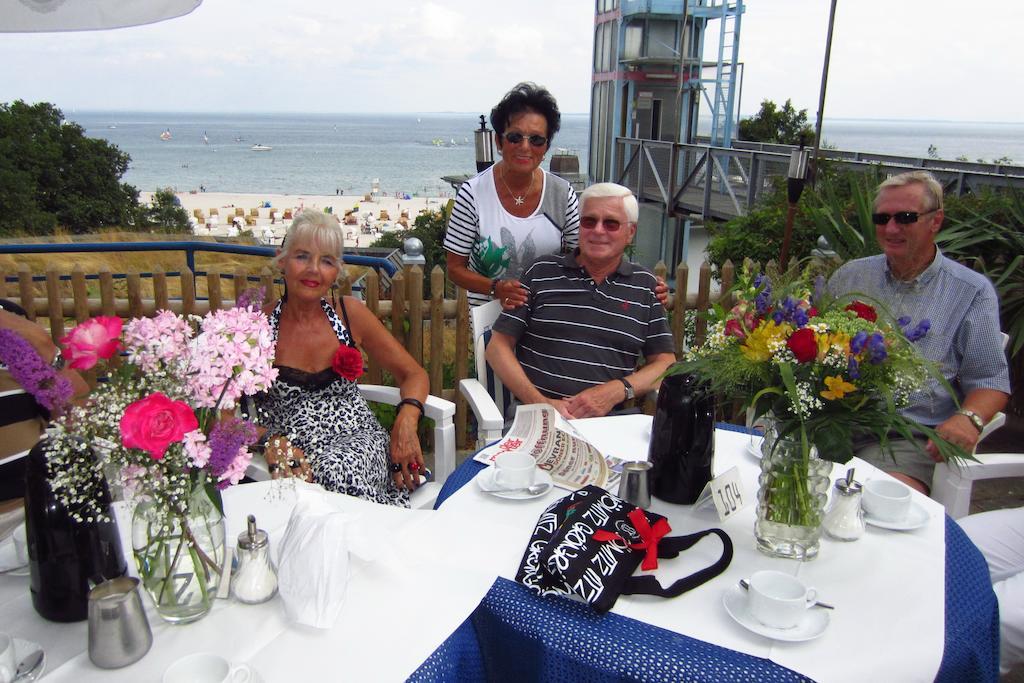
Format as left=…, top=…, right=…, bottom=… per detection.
left=617, top=377, right=635, bottom=401
left=50, top=348, right=66, bottom=370
left=956, top=409, right=984, bottom=433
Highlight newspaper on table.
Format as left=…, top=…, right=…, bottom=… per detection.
left=472, top=404, right=625, bottom=492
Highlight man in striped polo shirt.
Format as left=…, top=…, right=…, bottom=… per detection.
left=828, top=170, right=1009, bottom=494
left=486, top=183, right=676, bottom=419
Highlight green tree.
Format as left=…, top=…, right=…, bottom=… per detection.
left=738, top=99, right=815, bottom=145
left=137, top=187, right=190, bottom=231
left=0, top=100, right=139, bottom=235
left=370, top=202, right=452, bottom=296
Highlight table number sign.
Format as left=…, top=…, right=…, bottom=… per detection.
left=694, top=466, right=748, bottom=522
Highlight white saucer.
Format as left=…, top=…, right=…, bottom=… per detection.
left=864, top=500, right=930, bottom=531
left=13, top=637, right=45, bottom=681
left=745, top=441, right=763, bottom=461
left=476, top=469, right=554, bottom=500
left=722, top=585, right=829, bottom=642
left=0, top=536, right=29, bottom=576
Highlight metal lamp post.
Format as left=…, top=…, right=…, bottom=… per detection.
left=474, top=115, right=495, bottom=173
left=779, top=144, right=810, bottom=268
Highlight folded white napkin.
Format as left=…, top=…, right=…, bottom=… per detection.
left=275, top=490, right=377, bottom=629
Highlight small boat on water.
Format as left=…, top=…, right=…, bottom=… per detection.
left=159, top=129, right=172, bottom=141
left=251, top=144, right=272, bottom=151
left=203, top=132, right=209, bottom=145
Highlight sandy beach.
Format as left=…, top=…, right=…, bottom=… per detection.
left=144, top=191, right=450, bottom=248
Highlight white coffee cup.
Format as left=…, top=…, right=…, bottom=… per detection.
left=493, top=451, right=535, bottom=490
left=0, top=633, right=17, bottom=683
left=12, top=526, right=27, bottom=567
left=163, top=653, right=252, bottom=683
left=862, top=479, right=912, bottom=522
left=747, top=570, right=818, bottom=630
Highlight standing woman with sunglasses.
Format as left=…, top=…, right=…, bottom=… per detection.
left=443, top=82, right=580, bottom=309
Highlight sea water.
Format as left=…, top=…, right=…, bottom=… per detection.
left=68, top=111, right=1023, bottom=196
left=68, top=111, right=591, bottom=197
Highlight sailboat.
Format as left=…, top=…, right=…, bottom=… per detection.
left=251, top=143, right=272, bottom=151
left=159, top=129, right=171, bottom=141
left=202, top=132, right=209, bottom=145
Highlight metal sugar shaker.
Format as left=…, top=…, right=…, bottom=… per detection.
left=231, top=514, right=279, bottom=604
left=823, top=468, right=865, bottom=541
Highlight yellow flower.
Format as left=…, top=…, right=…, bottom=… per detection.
left=821, top=375, right=857, bottom=400
left=740, top=320, right=790, bottom=362
left=818, top=331, right=850, bottom=359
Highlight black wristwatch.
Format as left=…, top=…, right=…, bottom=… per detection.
left=617, top=377, right=635, bottom=401
left=489, top=278, right=501, bottom=297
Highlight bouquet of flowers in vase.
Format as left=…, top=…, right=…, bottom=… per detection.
left=44, top=296, right=277, bottom=622
left=676, top=265, right=963, bottom=558
left=680, top=265, right=963, bottom=464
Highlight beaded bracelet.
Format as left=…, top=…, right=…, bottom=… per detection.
left=396, top=397, right=425, bottom=417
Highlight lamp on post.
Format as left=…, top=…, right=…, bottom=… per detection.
left=779, top=142, right=809, bottom=268
left=473, top=115, right=495, bottom=173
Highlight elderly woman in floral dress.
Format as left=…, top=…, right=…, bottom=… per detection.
left=253, top=210, right=429, bottom=507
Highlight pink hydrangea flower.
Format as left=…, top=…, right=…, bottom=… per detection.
left=123, top=310, right=193, bottom=372
left=60, top=316, right=122, bottom=370
left=187, top=307, right=278, bottom=409
left=182, top=429, right=212, bottom=468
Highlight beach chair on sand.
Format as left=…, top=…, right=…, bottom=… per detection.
left=235, top=207, right=244, bottom=217
left=250, top=208, right=260, bottom=218
left=210, top=208, right=219, bottom=216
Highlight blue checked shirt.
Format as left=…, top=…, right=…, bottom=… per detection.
left=828, top=250, right=1010, bottom=427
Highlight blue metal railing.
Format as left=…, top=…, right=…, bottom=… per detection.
left=0, top=241, right=398, bottom=278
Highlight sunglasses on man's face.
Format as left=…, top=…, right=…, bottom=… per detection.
left=503, top=131, right=548, bottom=147
left=580, top=217, right=624, bottom=232
left=871, top=208, right=938, bottom=226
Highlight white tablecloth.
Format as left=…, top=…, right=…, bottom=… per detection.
left=2, top=480, right=498, bottom=682
left=433, top=415, right=947, bottom=683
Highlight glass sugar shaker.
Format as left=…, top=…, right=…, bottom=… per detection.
left=231, top=514, right=278, bottom=604
left=823, top=468, right=865, bottom=541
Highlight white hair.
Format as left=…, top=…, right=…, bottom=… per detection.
left=579, top=183, right=639, bottom=223
left=273, top=209, right=343, bottom=269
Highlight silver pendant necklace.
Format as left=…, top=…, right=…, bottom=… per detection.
left=500, top=164, right=534, bottom=206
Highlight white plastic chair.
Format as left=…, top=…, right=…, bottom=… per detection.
left=931, top=332, right=1014, bottom=518
left=457, top=300, right=509, bottom=448
left=244, top=385, right=456, bottom=509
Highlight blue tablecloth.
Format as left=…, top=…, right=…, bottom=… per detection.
left=408, top=451, right=1000, bottom=682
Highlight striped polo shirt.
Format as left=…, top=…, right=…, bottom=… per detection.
left=492, top=250, right=674, bottom=399
left=828, top=249, right=1010, bottom=426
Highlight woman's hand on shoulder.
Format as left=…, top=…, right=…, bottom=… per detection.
left=265, top=435, right=313, bottom=482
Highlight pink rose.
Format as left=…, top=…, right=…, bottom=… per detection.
left=120, top=392, right=198, bottom=460
left=61, top=316, right=122, bottom=370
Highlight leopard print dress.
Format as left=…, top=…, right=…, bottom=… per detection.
left=253, top=298, right=409, bottom=507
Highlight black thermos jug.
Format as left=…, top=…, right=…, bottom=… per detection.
left=647, top=371, right=716, bottom=504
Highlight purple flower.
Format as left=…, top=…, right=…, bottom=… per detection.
left=847, top=356, right=861, bottom=379
left=772, top=310, right=785, bottom=325
left=793, top=307, right=809, bottom=327
left=206, top=418, right=258, bottom=489
left=850, top=330, right=868, bottom=354
left=753, top=275, right=772, bottom=315
left=897, top=316, right=912, bottom=328
left=0, top=329, right=73, bottom=413
left=235, top=286, right=266, bottom=311
left=866, top=333, right=888, bottom=364
left=906, top=319, right=931, bottom=342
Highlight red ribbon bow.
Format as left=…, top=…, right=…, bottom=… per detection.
left=593, top=508, right=671, bottom=571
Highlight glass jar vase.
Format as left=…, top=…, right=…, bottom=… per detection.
left=131, top=480, right=225, bottom=624
left=754, top=434, right=831, bottom=561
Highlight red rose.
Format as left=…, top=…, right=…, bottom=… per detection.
left=120, top=392, right=198, bottom=460
left=845, top=301, right=878, bottom=322
left=786, top=327, right=818, bottom=363
left=332, top=344, right=364, bottom=381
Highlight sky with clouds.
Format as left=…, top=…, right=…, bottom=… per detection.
left=0, top=0, right=1019, bottom=122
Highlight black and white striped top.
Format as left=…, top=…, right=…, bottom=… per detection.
left=492, top=251, right=674, bottom=400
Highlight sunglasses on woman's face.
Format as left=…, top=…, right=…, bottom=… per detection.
left=871, top=208, right=938, bottom=225
left=504, top=131, right=548, bottom=147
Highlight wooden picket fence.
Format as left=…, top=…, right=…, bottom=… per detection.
left=1, top=259, right=742, bottom=449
